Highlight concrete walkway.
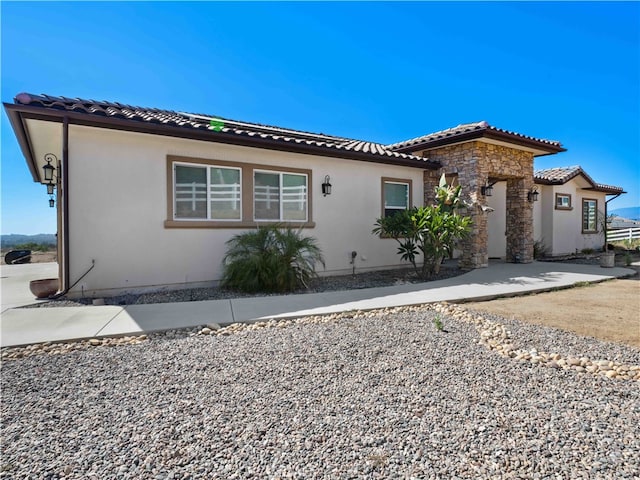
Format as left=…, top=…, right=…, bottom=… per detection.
left=0, top=262, right=58, bottom=313
left=1, top=261, right=636, bottom=348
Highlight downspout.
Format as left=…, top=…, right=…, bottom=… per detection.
left=50, top=116, right=71, bottom=298
left=63, top=115, right=70, bottom=292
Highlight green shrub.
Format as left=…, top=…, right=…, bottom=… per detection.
left=14, top=242, right=55, bottom=252
left=221, top=225, right=325, bottom=293
left=433, top=314, right=444, bottom=332
left=372, top=174, right=471, bottom=280
left=533, top=239, right=549, bottom=259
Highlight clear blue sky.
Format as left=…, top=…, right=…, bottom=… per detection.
left=2, top=1, right=638, bottom=234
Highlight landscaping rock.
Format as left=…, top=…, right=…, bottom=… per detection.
left=1, top=305, right=638, bottom=478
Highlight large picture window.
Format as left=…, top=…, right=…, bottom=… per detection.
left=254, top=171, right=307, bottom=222
left=582, top=198, right=597, bottom=233
left=382, top=178, right=411, bottom=218
left=174, top=163, right=241, bottom=221
left=166, top=156, right=313, bottom=228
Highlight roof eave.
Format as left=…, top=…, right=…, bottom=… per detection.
left=3, top=103, right=40, bottom=182
left=392, top=129, right=566, bottom=156
left=534, top=176, right=625, bottom=195
left=584, top=187, right=626, bottom=195
left=7, top=103, right=440, bottom=170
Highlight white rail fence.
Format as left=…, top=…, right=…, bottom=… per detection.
left=175, top=183, right=306, bottom=211
left=607, top=228, right=640, bottom=243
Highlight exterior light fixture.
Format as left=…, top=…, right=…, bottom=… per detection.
left=321, top=175, right=332, bottom=196
left=49, top=196, right=55, bottom=208
left=527, top=186, right=539, bottom=203
left=43, top=153, right=57, bottom=183
left=481, top=182, right=494, bottom=197
left=46, top=183, right=55, bottom=195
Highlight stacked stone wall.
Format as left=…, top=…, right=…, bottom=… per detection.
left=421, top=141, right=535, bottom=268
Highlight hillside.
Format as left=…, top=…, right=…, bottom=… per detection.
left=610, top=206, right=640, bottom=221
left=1, top=233, right=57, bottom=249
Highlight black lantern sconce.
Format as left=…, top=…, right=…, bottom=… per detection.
left=527, top=186, right=539, bottom=203
left=42, top=154, right=59, bottom=207
left=43, top=153, right=57, bottom=182
left=481, top=181, right=495, bottom=197
left=321, top=175, right=332, bottom=196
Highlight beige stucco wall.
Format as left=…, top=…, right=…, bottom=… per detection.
left=66, top=125, right=424, bottom=296
left=533, top=180, right=606, bottom=256
left=486, top=182, right=507, bottom=259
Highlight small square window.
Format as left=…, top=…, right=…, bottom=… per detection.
left=555, top=193, right=572, bottom=210
left=383, top=180, right=410, bottom=218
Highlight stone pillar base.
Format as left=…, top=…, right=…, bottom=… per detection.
left=459, top=253, right=488, bottom=270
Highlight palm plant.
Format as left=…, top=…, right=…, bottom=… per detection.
left=221, top=225, right=325, bottom=293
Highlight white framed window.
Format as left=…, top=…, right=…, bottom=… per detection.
left=382, top=179, right=411, bottom=218
left=582, top=198, right=597, bottom=233
left=254, top=170, right=308, bottom=222
left=174, top=163, right=241, bottom=221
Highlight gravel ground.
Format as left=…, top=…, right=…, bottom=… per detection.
left=2, top=306, right=639, bottom=479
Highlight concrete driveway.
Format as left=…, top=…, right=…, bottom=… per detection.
left=0, top=262, right=58, bottom=313
left=0, top=261, right=636, bottom=348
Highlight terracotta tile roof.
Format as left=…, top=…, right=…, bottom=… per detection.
left=534, top=165, right=583, bottom=183
left=534, top=166, right=624, bottom=194
left=10, top=93, right=438, bottom=168
left=387, top=121, right=565, bottom=154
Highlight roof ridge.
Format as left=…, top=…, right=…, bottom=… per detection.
left=16, top=93, right=363, bottom=145
left=179, top=112, right=359, bottom=144
left=534, top=165, right=624, bottom=194
left=387, top=120, right=563, bottom=152
left=11, top=92, right=438, bottom=167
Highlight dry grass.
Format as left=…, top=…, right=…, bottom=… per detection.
left=464, top=276, right=640, bottom=348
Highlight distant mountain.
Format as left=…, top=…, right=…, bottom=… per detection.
left=1, top=234, right=57, bottom=249
left=610, top=206, right=640, bottom=221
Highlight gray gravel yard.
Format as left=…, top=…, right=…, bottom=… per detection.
left=1, top=307, right=639, bottom=479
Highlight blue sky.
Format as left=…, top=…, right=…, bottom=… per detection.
left=2, top=1, right=638, bottom=234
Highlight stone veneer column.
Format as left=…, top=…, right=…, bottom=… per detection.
left=422, top=143, right=487, bottom=269
left=423, top=170, right=441, bottom=205
left=420, top=141, right=535, bottom=269
left=506, top=178, right=534, bottom=263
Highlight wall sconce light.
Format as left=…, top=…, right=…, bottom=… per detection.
left=42, top=153, right=59, bottom=201
left=527, top=186, right=539, bottom=203
left=481, top=182, right=494, bottom=197
left=43, top=153, right=57, bottom=183
left=322, top=175, right=332, bottom=196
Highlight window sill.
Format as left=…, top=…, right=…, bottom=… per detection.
left=581, top=230, right=598, bottom=235
left=555, top=206, right=573, bottom=211
left=164, top=220, right=316, bottom=229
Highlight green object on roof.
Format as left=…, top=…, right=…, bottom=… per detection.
left=209, top=119, right=224, bottom=132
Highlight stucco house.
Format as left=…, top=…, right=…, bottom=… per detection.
left=532, top=166, right=624, bottom=256
left=4, top=93, right=624, bottom=298
left=482, top=165, right=625, bottom=258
